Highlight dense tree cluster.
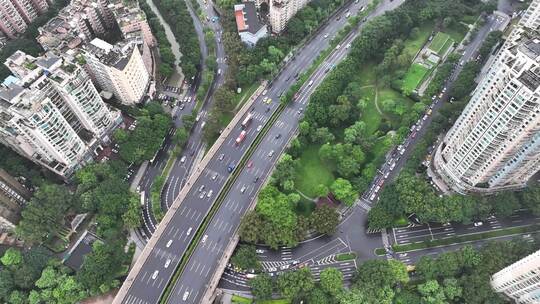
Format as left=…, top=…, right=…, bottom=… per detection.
left=152, top=0, right=201, bottom=79
left=368, top=173, right=540, bottom=229
left=114, top=102, right=172, bottom=165
left=140, top=2, right=176, bottom=78
left=238, top=187, right=340, bottom=248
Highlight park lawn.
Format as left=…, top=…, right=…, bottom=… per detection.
left=401, top=63, right=429, bottom=93
left=445, top=22, right=468, bottom=44
left=439, top=38, right=454, bottom=56
left=359, top=86, right=380, bottom=134
left=355, top=62, right=377, bottom=87
left=429, top=32, right=451, bottom=55
left=402, top=21, right=434, bottom=58
left=295, top=144, right=335, bottom=198
left=377, top=88, right=415, bottom=128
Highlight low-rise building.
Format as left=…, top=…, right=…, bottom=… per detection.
left=234, top=2, right=267, bottom=47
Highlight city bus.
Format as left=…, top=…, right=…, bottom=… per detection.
left=241, top=113, right=253, bottom=129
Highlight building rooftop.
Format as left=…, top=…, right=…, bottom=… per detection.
left=520, top=38, right=540, bottom=60
left=234, top=2, right=264, bottom=35
left=518, top=69, right=540, bottom=91
left=85, top=38, right=137, bottom=70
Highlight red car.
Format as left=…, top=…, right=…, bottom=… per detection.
left=247, top=161, right=253, bottom=168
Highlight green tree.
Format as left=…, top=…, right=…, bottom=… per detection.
left=310, top=205, right=339, bottom=235
left=277, top=267, right=314, bottom=300
left=330, top=178, right=357, bottom=206
left=1, top=248, right=22, bottom=266
left=314, top=184, right=329, bottom=198
left=122, top=195, right=142, bottom=229
left=16, top=184, right=74, bottom=244
left=367, top=205, right=395, bottom=229
left=231, top=245, right=261, bottom=271
left=320, top=267, right=344, bottom=296
left=249, top=273, right=273, bottom=300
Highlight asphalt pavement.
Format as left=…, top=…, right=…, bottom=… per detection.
left=217, top=8, right=515, bottom=292
left=135, top=0, right=229, bottom=241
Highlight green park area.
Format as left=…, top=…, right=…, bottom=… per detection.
left=401, top=63, right=430, bottom=93
left=295, top=145, right=335, bottom=199
left=429, top=32, right=454, bottom=56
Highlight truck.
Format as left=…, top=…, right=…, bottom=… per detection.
left=236, top=130, right=247, bottom=145
left=241, top=113, right=253, bottom=129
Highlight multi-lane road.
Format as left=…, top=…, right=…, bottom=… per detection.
left=116, top=0, right=404, bottom=303
left=135, top=0, right=229, bottom=240
left=165, top=0, right=406, bottom=302
left=218, top=7, right=516, bottom=291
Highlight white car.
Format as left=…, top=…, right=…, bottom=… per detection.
left=256, top=249, right=265, bottom=254
left=240, top=186, right=247, bottom=193
left=324, top=33, right=329, bottom=39
left=198, top=185, right=205, bottom=192
left=207, top=190, right=213, bottom=198
left=199, top=191, right=206, bottom=199
left=201, top=235, right=208, bottom=243
left=152, top=270, right=159, bottom=279
left=336, top=44, right=341, bottom=49
left=212, top=173, right=218, bottom=180
left=166, top=239, right=173, bottom=248
left=473, top=221, right=483, bottom=227
left=370, top=193, right=376, bottom=201
left=257, top=125, right=263, bottom=132
left=262, top=89, right=268, bottom=96
left=268, top=150, right=274, bottom=157
left=164, top=259, right=171, bottom=268
left=183, top=291, right=189, bottom=301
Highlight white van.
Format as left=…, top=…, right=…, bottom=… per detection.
left=180, top=156, right=186, bottom=163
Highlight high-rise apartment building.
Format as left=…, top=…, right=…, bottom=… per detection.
left=0, top=169, right=31, bottom=231
left=491, top=249, right=540, bottom=304
left=0, top=0, right=50, bottom=38
left=84, top=38, right=150, bottom=105
left=433, top=0, right=540, bottom=194
left=0, top=51, right=121, bottom=178
left=269, top=0, right=310, bottom=33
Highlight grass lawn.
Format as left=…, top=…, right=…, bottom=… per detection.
left=336, top=252, right=357, bottom=261
left=371, top=135, right=391, bottom=159
left=359, top=86, right=380, bottom=134
left=429, top=32, right=451, bottom=55
left=445, top=22, right=468, bottom=44
left=231, top=295, right=291, bottom=304
left=401, top=63, right=429, bottom=93
left=439, top=38, right=454, bottom=56
left=377, top=88, right=415, bottom=128
left=295, top=145, right=335, bottom=198
left=402, top=22, right=434, bottom=58
left=355, top=63, right=377, bottom=87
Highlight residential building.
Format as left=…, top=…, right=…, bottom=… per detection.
left=0, top=169, right=31, bottom=231
left=84, top=38, right=151, bottom=105
left=0, top=51, right=121, bottom=178
left=491, top=249, right=540, bottom=303
left=269, top=0, right=309, bottom=33
left=433, top=28, right=540, bottom=193
left=234, top=2, right=267, bottom=46
left=0, top=0, right=50, bottom=39
left=0, top=0, right=30, bottom=38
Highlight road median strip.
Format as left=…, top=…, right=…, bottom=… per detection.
left=160, top=101, right=286, bottom=303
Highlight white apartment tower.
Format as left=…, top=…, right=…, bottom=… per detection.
left=269, top=0, right=310, bottom=33
left=434, top=33, right=540, bottom=193
left=0, top=51, right=121, bottom=178
left=491, top=249, right=540, bottom=304
left=84, top=38, right=150, bottom=105
left=433, top=1, right=540, bottom=194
